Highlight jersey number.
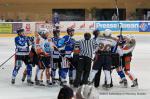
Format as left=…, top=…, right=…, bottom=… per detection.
left=99, top=43, right=111, bottom=51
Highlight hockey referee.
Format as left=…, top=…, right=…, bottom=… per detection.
left=73, top=33, right=97, bottom=88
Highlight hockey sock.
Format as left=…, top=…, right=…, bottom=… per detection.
left=46, top=68, right=51, bottom=81
left=88, top=70, right=98, bottom=82
left=104, top=70, right=111, bottom=85
left=69, top=68, right=76, bottom=80
left=58, top=69, right=61, bottom=80
left=60, top=68, right=68, bottom=80
left=26, top=64, right=32, bottom=80
left=37, top=69, right=43, bottom=81
left=12, top=66, right=20, bottom=79
left=117, top=70, right=126, bottom=79
left=35, top=66, right=39, bottom=81
left=51, top=69, right=56, bottom=79
left=125, top=71, right=136, bottom=81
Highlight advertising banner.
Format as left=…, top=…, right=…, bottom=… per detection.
left=0, top=23, right=12, bottom=34
left=23, top=22, right=35, bottom=33
left=139, top=22, right=150, bottom=32
left=95, top=21, right=139, bottom=32
left=12, top=23, right=23, bottom=33
left=60, top=21, right=95, bottom=33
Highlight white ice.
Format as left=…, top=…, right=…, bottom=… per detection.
left=0, top=35, right=150, bottom=99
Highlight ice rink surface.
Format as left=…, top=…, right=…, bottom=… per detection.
left=0, top=34, right=150, bottom=99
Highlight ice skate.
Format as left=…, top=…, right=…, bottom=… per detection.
left=60, top=81, right=67, bottom=86
left=47, top=80, right=53, bottom=86
left=27, top=79, right=34, bottom=85
left=131, top=79, right=138, bottom=88
left=102, top=84, right=111, bottom=90
left=21, top=74, right=26, bottom=82
left=11, top=79, right=15, bottom=84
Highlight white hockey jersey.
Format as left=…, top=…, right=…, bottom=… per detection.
left=96, top=37, right=116, bottom=52
left=95, top=36, right=123, bottom=56
left=40, top=39, right=54, bottom=54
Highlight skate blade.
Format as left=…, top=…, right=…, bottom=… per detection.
left=131, top=85, right=139, bottom=89
left=120, top=84, right=128, bottom=88
left=27, top=83, right=34, bottom=86
left=102, top=86, right=111, bottom=90
left=35, top=83, right=46, bottom=86
left=47, top=84, right=53, bottom=87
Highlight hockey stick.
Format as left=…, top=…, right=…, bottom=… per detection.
left=114, top=0, right=124, bottom=41
left=0, top=53, right=16, bottom=69
left=114, top=0, right=121, bottom=32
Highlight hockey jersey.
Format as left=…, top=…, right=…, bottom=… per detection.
left=35, top=35, right=55, bottom=56
left=40, top=39, right=54, bottom=54
left=122, top=38, right=136, bottom=54
left=15, top=36, right=31, bottom=55
left=51, top=37, right=61, bottom=58
left=96, top=36, right=123, bottom=56
left=58, top=35, right=75, bottom=58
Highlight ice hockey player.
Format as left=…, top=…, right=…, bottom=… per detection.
left=11, top=28, right=33, bottom=85
left=92, top=29, right=102, bottom=88
left=21, top=36, right=43, bottom=85
left=35, top=28, right=56, bottom=86
left=88, top=29, right=123, bottom=89
left=118, top=35, right=138, bottom=87
left=21, top=36, right=38, bottom=82
left=58, top=28, right=76, bottom=86
left=110, top=35, right=128, bottom=88
left=51, top=29, right=62, bottom=84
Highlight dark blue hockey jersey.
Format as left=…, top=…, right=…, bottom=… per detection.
left=15, top=36, right=30, bottom=55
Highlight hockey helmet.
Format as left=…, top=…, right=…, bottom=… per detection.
left=67, top=27, right=74, bottom=33
left=104, top=29, right=112, bottom=37
left=17, top=28, right=24, bottom=34
left=53, top=29, right=60, bottom=37
left=53, top=29, right=60, bottom=34
left=38, top=28, right=49, bottom=35
left=93, top=29, right=100, bottom=37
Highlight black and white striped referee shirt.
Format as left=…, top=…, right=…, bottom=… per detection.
left=75, top=39, right=98, bottom=59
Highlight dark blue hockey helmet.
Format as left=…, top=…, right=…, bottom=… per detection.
left=17, top=28, right=24, bottom=34
left=53, top=29, right=60, bottom=34
left=67, top=27, right=74, bottom=33
left=93, top=29, right=100, bottom=37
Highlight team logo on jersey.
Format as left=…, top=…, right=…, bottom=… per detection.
left=44, top=43, right=51, bottom=53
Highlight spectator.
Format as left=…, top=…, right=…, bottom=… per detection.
left=0, top=16, right=5, bottom=22
left=112, top=13, right=118, bottom=20
left=143, top=14, right=147, bottom=20
left=57, top=85, right=74, bottom=99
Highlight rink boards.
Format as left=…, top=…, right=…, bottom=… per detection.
left=0, top=21, right=150, bottom=37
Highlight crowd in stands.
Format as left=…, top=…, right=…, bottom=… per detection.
left=0, top=12, right=150, bottom=22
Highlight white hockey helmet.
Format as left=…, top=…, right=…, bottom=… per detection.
left=104, top=29, right=112, bottom=37
left=125, top=34, right=135, bottom=40
left=38, top=28, right=49, bottom=35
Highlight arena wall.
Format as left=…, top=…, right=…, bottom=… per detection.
left=0, top=0, right=149, bottom=21
left=0, top=21, right=150, bottom=37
